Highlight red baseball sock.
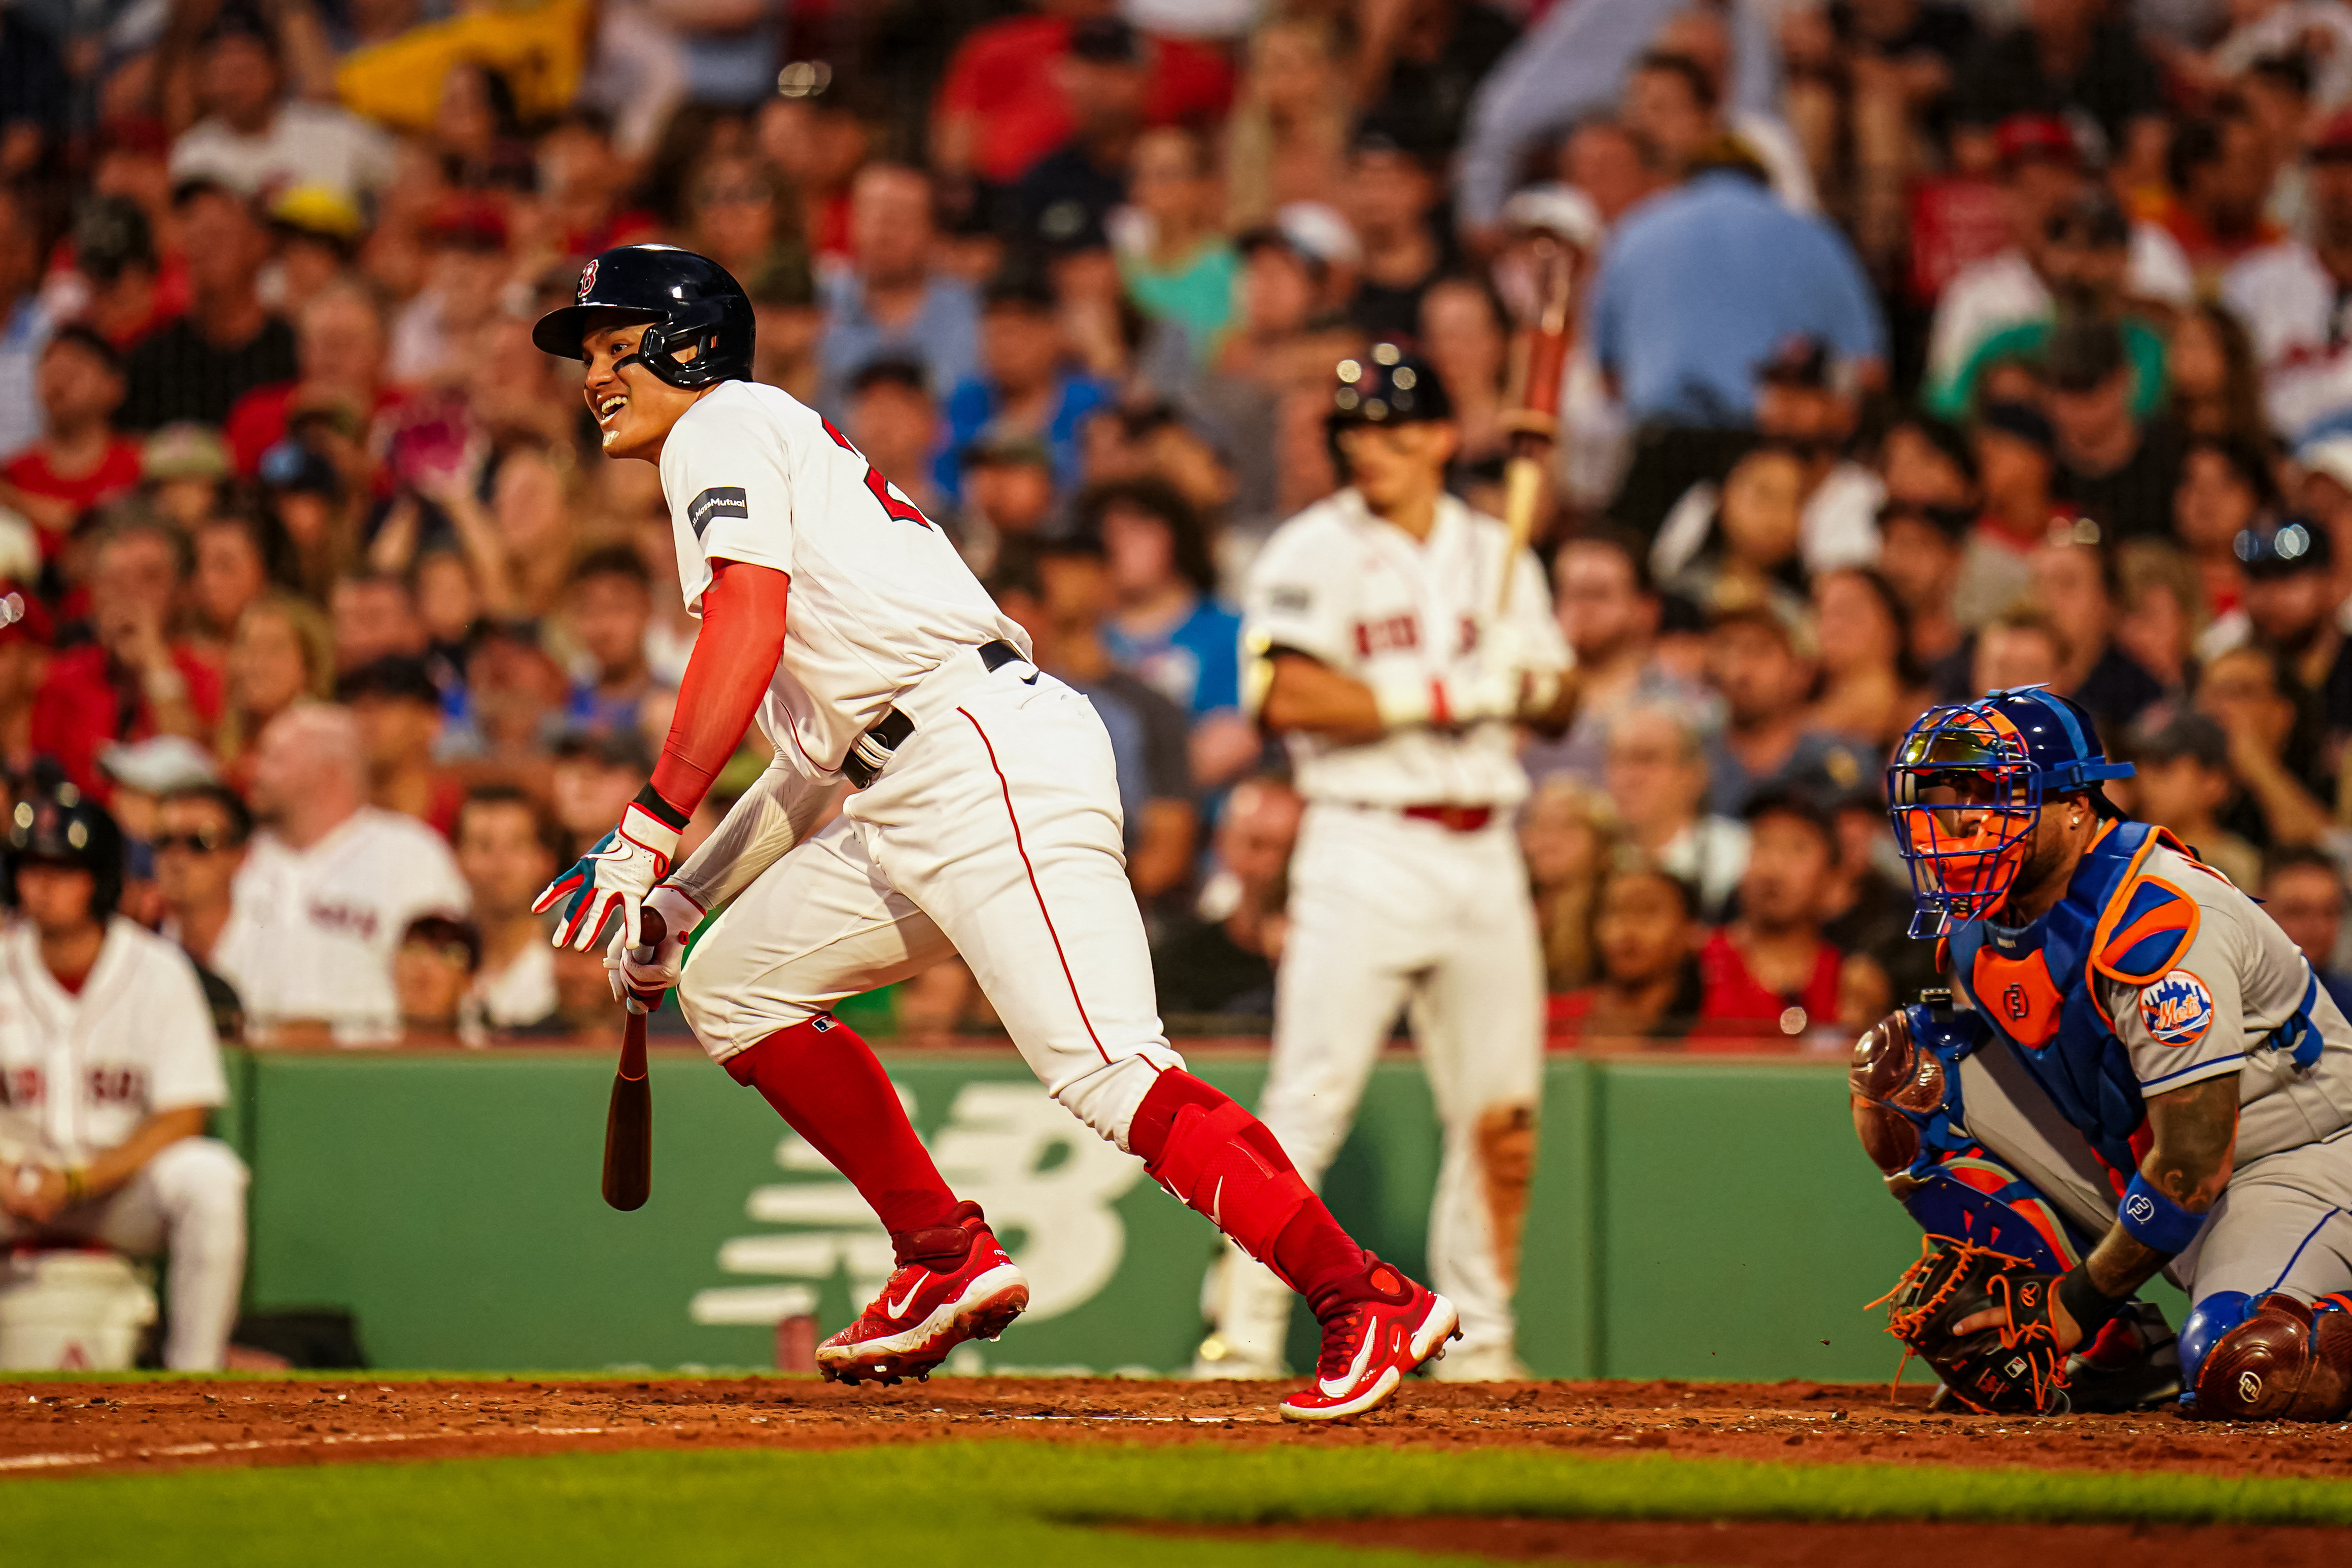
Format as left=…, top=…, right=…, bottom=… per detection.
left=727, top=1016, right=960, bottom=1261
left=1127, top=1068, right=1367, bottom=1307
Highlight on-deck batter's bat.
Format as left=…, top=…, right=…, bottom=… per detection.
left=601, top=907, right=665, bottom=1211
left=1496, top=236, right=1575, bottom=615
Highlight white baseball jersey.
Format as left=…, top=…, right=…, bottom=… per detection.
left=0, top=917, right=226, bottom=1165
left=211, top=807, right=470, bottom=1044
left=1243, top=489, right=1569, bottom=808
left=659, top=379, right=1030, bottom=781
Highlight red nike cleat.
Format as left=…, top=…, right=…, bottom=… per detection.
left=1279, top=1256, right=1459, bottom=1422
left=817, top=1204, right=1029, bottom=1386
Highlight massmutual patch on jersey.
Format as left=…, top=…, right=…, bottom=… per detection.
left=2140, top=968, right=2216, bottom=1047
left=688, top=486, right=749, bottom=537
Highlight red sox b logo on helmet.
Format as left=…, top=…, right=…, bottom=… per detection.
left=577, top=258, right=599, bottom=301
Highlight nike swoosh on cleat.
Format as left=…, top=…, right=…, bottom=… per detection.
left=1210, top=1177, right=1223, bottom=1231
left=886, top=1280, right=926, bottom=1319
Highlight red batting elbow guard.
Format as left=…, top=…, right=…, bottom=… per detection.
left=1128, top=1069, right=1316, bottom=1291
left=644, top=559, right=792, bottom=824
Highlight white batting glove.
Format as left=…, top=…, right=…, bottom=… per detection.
left=534, top=800, right=681, bottom=952
left=1477, top=621, right=1564, bottom=715
left=605, top=884, right=703, bottom=1014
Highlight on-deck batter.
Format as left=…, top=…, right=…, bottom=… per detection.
left=1199, top=345, right=1575, bottom=1381
left=0, top=792, right=248, bottom=1370
left=531, top=245, right=1459, bottom=1421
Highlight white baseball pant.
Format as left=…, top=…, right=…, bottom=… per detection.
left=1209, top=802, right=1545, bottom=1367
left=678, top=664, right=1186, bottom=1144
left=0, top=1137, right=250, bottom=1370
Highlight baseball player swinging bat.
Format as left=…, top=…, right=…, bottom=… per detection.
left=601, top=908, right=667, bottom=1211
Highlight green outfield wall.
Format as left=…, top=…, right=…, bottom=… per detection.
left=220, top=1046, right=2178, bottom=1380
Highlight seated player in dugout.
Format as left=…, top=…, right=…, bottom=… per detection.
left=528, top=245, right=1460, bottom=1421
left=1850, top=685, right=2352, bottom=1418
left=1202, top=345, right=1578, bottom=1383
left=0, top=791, right=249, bottom=1370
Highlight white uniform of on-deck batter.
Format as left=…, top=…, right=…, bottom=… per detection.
left=212, top=808, right=469, bottom=1044
left=658, top=381, right=1186, bottom=1144
left=1206, top=487, right=1568, bottom=1375
left=0, top=918, right=248, bottom=1369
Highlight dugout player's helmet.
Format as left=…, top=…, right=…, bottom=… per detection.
left=1886, top=685, right=2133, bottom=936
left=531, top=244, right=755, bottom=390
left=6, top=786, right=126, bottom=921
left=1325, top=343, right=1452, bottom=474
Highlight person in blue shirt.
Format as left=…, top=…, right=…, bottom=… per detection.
left=1085, top=476, right=1258, bottom=792
left=817, top=164, right=981, bottom=419
left=1586, top=138, right=1885, bottom=429
left=939, top=265, right=1110, bottom=499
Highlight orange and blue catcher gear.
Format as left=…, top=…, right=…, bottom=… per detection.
left=1886, top=686, right=2134, bottom=937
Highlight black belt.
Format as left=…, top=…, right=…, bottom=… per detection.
left=842, top=640, right=1025, bottom=788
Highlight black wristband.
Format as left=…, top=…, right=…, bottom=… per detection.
left=2056, top=1264, right=2131, bottom=1340
left=632, top=783, right=690, bottom=832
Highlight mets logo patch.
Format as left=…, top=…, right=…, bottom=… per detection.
left=2140, top=968, right=2215, bottom=1047
left=577, top=257, right=598, bottom=301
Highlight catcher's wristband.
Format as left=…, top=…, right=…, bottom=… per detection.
left=2118, top=1172, right=2207, bottom=1254
left=2056, top=1264, right=2132, bottom=1339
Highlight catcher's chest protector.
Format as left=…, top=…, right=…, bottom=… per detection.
left=1949, top=820, right=2194, bottom=1179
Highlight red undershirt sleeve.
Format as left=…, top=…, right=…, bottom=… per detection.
left=640, top=559, right=792, bottom=826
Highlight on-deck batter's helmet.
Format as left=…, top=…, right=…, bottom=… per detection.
left=1885, top=685, right=2133, bottom=936
left=7, top=787, right=126, bottom=921
left=531, top=244, right=755, bottom=390
left=1326, top=342, right=1452, bottom=474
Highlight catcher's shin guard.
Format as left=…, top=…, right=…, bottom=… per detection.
left=2186, top=1292, right=2352, bottom=1420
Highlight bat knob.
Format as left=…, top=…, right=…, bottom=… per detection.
left=639, top=908, right=667, bottom=947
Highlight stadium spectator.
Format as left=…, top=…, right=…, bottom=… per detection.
left=817, top=163, right=980, bottom=417
left=1151, top=773, right=1300, bottom=1020
left=222, top=283, right=394, bottom=481
left=1221, top=11, right=1352, bottom=231
left=2160, top=103, right=2282, bottom=281
left=1417, top=273, right=1513, bottom=473
left=1602, top=700, right=1747, bottom=922
left=1086, top=478, right=1253, bottom=791
left=2029, top=527, right=2165, bottom=728
left=561, top=547, right=665, bottom=742
left=60, top=194, right=175, bottom=355
left=2223, top=111, right=2352, bottom=439
left=2173, top=435, right=2278, bottom=622
left=452, top=787, right=563, bottom=1038
left=383, top=199, right=510, bottom=390
left=2124, top=708, right=2264, bottom=891
left=1120, top=125, right=1237, bottom=362
left=394, top=913, right=482, bottom=1042
left=1526, top=529, right=1688, bottom=787
left=1551, top=851, right=1704, bottom=1042
left=2196, top=643, right=2335, bottom=850
left=1952, top=401, right=2060, bottom=629
left=1341, top=122, right=1447, bottom=341
left=944, top=265, right=1110, bottom=499
left=991, top=538, right=1196, bottom=907
left=167, top=18, right=392, bottom=202
left=956, top=427, right=1059, bottom=576
left=845, top=358, right=954, bottom=527
left=219, top=592, right=334, bottom=783
left=1875, top=502, right=1971, bottom=696
left=1696, top=786, right=1844, bottom=1041
left=2167, top=301, right=2267, bottom=447
left=340, top=655, right=461, bottom=838
left=2261, top=847, right=2352, bottom=1016
left=1009, top=15, right=1154, bottom=250
left=152, top=783, right=251, bottom=974
left=443, top=620, right=565, bottom=769
left=331, top=574, right=427, bottom=675
left=211, top=702, right=468, bottom=1046
left=2235, top=520, right=2352, bottom=746
left=1519, top=775, right=1617, bottom=994
left=1807, top=568, right=1926, bottom=747
left=118, top=182, right=296, bottom=433
left=549, top=729, right=652, bottom=861
left=2046, top=317, right=2186, bottom=545
left=2114, top=539, right=2204, bottom=693
left=1, top=327, right=141, bottom=554
left=30, top=518, right=223, bottom=797
left=1949, top=0, right=2165, bottom=179
left=1701, top=596, right=1869, bottom=818
left=0, top=177, right=55, bottom=460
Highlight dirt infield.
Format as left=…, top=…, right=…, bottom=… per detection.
left=5, top=1374, right=2352, bottom=1480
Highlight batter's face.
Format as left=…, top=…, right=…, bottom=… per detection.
left=15, top=862, right=97, bottom=939
left=580, top=318, right=708, bottom=463
left=1339, top=421, right=1457, bottom=513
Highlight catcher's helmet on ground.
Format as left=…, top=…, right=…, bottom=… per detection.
left=1885, top=685, right=2132, bottom=935
left=532, top=244, right=755, bottom=390
left=7, top=787, right=126, bottom=919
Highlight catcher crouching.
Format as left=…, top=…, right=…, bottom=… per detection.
left=1852, top=685, right=2352, bottom=1418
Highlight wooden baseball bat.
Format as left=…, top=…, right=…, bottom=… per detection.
left=600, top=907, right=665, bottom=1212
left=1497, top=237, right=1575, bottom=615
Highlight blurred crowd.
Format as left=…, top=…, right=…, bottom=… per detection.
left=11, top=0, right=2352, bottom=1048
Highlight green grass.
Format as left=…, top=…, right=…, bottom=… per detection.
left=18, top=1440, right=2352, bottom=1568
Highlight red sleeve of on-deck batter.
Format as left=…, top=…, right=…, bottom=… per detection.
left=647, top=559, right=791, bottom=820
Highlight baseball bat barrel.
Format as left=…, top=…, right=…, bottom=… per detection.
left=600, top=907, right=666, bottom=1212
left=1496, top=238, right=1575, bottom=614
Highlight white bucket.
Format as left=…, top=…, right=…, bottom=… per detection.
left=0, top=1250, right=157, bottom=1370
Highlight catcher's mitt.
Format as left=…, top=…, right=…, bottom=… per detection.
left=1870, top=1235, right=2070, bottom=1414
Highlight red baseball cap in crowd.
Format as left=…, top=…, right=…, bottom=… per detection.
left=425, top=196, right=510, bottom=253
left=1996, top=114, right=2081, bottom=169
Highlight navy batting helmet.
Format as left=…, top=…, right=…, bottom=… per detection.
left=1886, top=685, right=2133, bottom=935
left=532, top=245, right=755, bottom=390
left=7, top=787, right=126, bottom=920
left=1326, top=343, right=1451, bottom=474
